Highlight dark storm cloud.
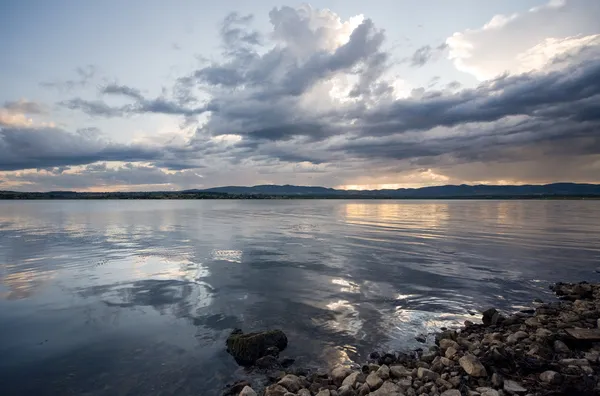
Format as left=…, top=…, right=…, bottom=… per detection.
left=17, top=5, right=600, bottom=186
left=0, top=125, right=162, bottom=171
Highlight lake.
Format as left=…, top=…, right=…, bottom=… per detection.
left=1, top=200, right=599, bottom=395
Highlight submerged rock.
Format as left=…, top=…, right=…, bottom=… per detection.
left=226, top=329, right=288, bottom=366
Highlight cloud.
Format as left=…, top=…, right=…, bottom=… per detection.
left=40, top=65, right=97, bottom=91
left=1, top=163, right=205, bottom=192
left=446, top=0, right=600, bottom=80
left=3, top=99, right=47, bottom=114
left=0, top=100, right=49, bottom=127
left=5, top=4, right=600, bottom=189
left=0, top=125, right=162, bottom=171
left=409, top=43, right=448, bottom=67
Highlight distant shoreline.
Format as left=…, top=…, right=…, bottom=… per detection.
left=1, top=192, right=600, bottom=200
left=2, top=182, right=599, bottom=200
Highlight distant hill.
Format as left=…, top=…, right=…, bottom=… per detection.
left=189, top=183, right=600, bottom=198
left=2, top=183, right=600, bottom=199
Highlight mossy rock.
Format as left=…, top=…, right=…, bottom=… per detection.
left=226, top=329, right=288, bottom=365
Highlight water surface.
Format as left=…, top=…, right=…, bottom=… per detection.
left=1, top=200, right=599, bottom=395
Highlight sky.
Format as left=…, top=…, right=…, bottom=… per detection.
left=1, top=0, right=599, bottom=191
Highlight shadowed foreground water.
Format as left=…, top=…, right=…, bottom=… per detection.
left=1, top=200, right=599, bottom=395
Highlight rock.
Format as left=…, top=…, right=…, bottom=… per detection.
left=332, top=366, right=353, bottom=386
left=491, top=373, right=503, bottom=388
left=226, top=380, right=251, bottom=395
left=369, top=381, right=402, bottom=396
left=316, top=390, right=331, bottom=396
left=420, top=351, right=438, bottom=363
left=478, top=388, right=500, bottom=396
left=441, top=390, right=461, bottom=396
left=415, top=335, right=427, bottom=343
left=226, top=329, right=288, bottom=365
left=539, top=370, right=562, bottom=384
left=506, top=331, right=529, bottom=345
left=482, top=308, right=504, bottom=326
left=439, top=339, right=460, bottom=351
left=464, top=320, right=474, bottom=327
left=338, top=385, right=355, bottom=396
left=440, top=357, right=453, bottom=367
left=279, top=357, right=295, bottom=367
left=397, top=378, right=413, bottom=389
left=436, top=330, right=458, bottom=345
left=524, top=317, right=540, bottom=327
left=458, top=355, right=487, bottom=377
left=278, top=374, right=302, bottom=393
left=357, top=383, right=370, bottom=396
left=366, top=371, right=383, bottom=390
left=503, top=380, right=526, bottom=394
left=283, top=393, right=295, bottom=396
left=264, top=384, right=288, bottom=396
left=378, top=353, right=396, bottom=366
left=255, top=355, right=281, bottom=369
left=417, top=367, right=439, bottom=381
left=553, top=340, right=570, bottom=353
left=298, top=390, right=311, bottom=396
left=239, top=386, right=257, bottom=396
left=342, top=371, right=361, bottom=387
left=559, top=358, right=589, bottom=366
left=445, top=347, right=458, bottom=359
left=390, top=365, right=410, bottom=379
left=376, top=364, right=390, bottom=380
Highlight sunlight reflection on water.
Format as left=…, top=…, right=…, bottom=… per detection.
left=1, top=200, right=600, bottom=395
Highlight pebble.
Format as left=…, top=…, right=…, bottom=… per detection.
left=441, top=389, right=461, bottom=396
left=458, top=355, right=487, bottom=377
left=341, top=371, right=360, bottom=387
left=539, top=370, right=562, bottom=384
left=239, top=386, right=257, bottom=396
left=376, top=364, right=390, bottom=380
left=503, top=379, right=527, bottom=394
left=366, top=371, right=383, bottom=390
left=553, top=340, right=570, bottom=353
left=417, top=367, right=439, bottom=381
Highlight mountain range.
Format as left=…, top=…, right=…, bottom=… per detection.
left=2, top=183, right=600, bottom=199
left=188, top=183, right=600, bottom=198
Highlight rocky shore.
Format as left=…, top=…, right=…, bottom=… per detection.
left=225, top=282, right=600, bottom=396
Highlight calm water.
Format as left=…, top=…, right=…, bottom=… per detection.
left=1, top=200, right=599, bottom=395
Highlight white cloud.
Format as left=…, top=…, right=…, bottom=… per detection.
left=446, top=0, right=600, bottom=80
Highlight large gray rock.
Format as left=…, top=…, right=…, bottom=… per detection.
left=239, top=386, right=258, bottom=396
left=342, top=371, right=361, bottom=388
left=298, top=390, right=311, bottom=396
left=278, top=374, right=302, bottom=393
left=332, top=366, right=353, bottom=386
left=369, top=381, right=402, bottom=396
left=366, top=371, right=383, bottom=390
left=458, top=355, right=487, bottom=377
left=226, top=329, right=288, bottom=365
left=376, top=364, right=390, bottom=380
